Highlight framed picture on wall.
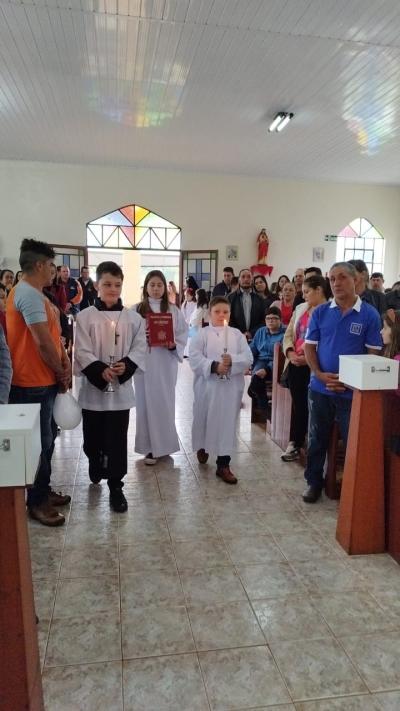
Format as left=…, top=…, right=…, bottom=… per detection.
left=226, top=245, right=238, bottom=261
left=312, top=247, right=324, bottom=262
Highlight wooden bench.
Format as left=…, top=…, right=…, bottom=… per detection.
left=270, top=343, right=293, bottom=450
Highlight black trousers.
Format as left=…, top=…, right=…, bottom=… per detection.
left=216, top=455, right=231, bottom=466
left=287, top=363, right=310, bottom=448
left=82, top=409, right=130, bottom=489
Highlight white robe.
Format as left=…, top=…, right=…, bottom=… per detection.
left=189, top=325, right=253, bottom=456
left=181, top=300, right=197, bottom=357
left=133, top=299, right=188, bottom=457
left=74, top=306, right=147, bottom=411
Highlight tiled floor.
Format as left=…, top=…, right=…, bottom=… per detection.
left=30, top=362, right=400, bottom=710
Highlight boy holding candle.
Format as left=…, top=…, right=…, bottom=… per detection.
left=189, top=296, right=253, bottom=484
left=74, top=261, right=147, bottom=512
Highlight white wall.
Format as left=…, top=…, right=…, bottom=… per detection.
left=0, top=160, right=399, bottom=285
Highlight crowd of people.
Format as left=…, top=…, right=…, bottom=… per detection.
left=1, top=242, right=400, bottom=530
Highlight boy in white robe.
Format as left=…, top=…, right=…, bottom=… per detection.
left=189, top=296, right=253, bottom=484
left=74, top=261, right=146, bottom=512
left=133, top=270, right=188, bottom=464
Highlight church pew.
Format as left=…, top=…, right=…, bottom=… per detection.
left=270, top=343, right=293, bottom=450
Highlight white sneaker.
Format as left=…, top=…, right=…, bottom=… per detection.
left=282, top=441, right=296, bottom=458
left=144, top=453, right=157, bottom=465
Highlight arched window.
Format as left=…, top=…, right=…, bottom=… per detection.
left=336, top=218, right=384, bottom=274
left=86, top=205, right=181, bottom=251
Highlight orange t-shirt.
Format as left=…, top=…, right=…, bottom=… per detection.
left=6, top=282, right=62, bottom=387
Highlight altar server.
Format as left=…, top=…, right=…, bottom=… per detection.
left=134, top=270, right=188, bottom=464
left=74, top=261, right=146, bottom=512
left=189, top=296, right=253, bottom=484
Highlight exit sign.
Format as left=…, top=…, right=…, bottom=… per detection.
left=324, top=234, right=338, bottom=242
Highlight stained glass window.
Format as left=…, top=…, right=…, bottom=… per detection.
left=86, top=205, right=181, bottom=251
left=336, top=218, right=384, bottom=275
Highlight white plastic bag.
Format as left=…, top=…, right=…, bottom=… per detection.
left=53, top=391, right=82, bottom=430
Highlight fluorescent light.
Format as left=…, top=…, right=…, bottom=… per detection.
left=268, top=112, right=294, bottom=132
left=268, top=113, right=285, bottom=132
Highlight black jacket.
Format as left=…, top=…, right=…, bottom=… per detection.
left=212, top=281, right=231, bottom=297
left=385, top=290, right=400, bottom=311
left=228, top=290, right=266, bottom=337
left=78, top=277, right=97, bottom=310
left=360, top=288, right=387, bottom=317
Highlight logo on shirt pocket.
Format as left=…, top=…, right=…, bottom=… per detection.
left=350, top=322, right=362, bottom=335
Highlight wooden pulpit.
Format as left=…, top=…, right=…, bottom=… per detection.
left=336, top=355, right=399, bottom=555
left=0, top=404, right=44, bottom=711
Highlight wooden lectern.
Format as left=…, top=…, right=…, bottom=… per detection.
left=0, top=404, right=44, bottom=711
left=336, top=354, right=399, bottom=555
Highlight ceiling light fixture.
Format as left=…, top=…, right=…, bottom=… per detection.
left=268, top=112, right=294, bottom=133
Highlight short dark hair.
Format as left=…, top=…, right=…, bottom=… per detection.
left=231, top=276, right=239, bottom=286
left=305, top=266, right=322, bottom=276
left=347, top=259, right=369, bottom=276
left=96, top=261, right=124, bottom=281
left=265, top=306, right=281, bottom=319
left=19, top=238, right=55, bottom=273
left=371, top=272, right=384, bottom=279
left=238, top=268, right=251, bottom=277
left=81, top=265, right=89, bottom=272
left=209, top=296, right=230, bottom=309
left=222, top=267, right=234, bottom=274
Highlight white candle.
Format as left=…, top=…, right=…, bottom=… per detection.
left=109, top=320, right=116, bottom=358
left=223, top=319, right=228, bottom=350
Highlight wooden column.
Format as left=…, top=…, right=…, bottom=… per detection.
left=336, top=390, right=385, bottom=555
left=0, top=487, right=44, bottom=711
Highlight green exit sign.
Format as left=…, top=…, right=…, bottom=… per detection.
left=324, top=234, right=338, bottom=242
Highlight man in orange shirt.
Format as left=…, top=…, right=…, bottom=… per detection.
left=7, top=239, right=71, bottom=526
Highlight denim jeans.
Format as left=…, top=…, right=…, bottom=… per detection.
left=250, top=359, right=272, bottom=409
left=304, top=389, right=352, bottom=489
left=9, top=384, right=58, bottom=506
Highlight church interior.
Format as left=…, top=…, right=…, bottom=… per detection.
left=1, top=1, right=400, bottom=709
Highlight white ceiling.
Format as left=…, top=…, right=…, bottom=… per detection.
left=1, top=0, right=400, bottom=183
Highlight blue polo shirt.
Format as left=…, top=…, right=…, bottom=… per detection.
left=305, top=296, right=382, bottom=398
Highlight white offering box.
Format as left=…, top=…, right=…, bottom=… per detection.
left=0, top=404, right=41, bottom=486
left=339, top=354, right=399, bottom=391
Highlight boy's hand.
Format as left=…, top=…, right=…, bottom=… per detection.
left=255, top=368, right=267, bottom=379
left=216, top=361, right=229, bottom=376
left=222, top=353, right=232, bottom=367
left=111, top=361, right=126, bottom=376
left=102, top=367, right=115, bottom=383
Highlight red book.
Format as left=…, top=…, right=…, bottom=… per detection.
left=146, top=312, right=174, bottom=347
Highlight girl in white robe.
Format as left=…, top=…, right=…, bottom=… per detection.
left=74, top=261, right=147, bottom=512
left=189, top=296, right=253, bottom=484
left=133, top=270, right=188, bottom=464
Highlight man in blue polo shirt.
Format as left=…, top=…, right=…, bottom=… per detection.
left=303, top=261, right=382, bottom=503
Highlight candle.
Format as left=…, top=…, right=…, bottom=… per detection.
left=223, top=319, right=228, bottom=350
left=109, top=320, right=116, bottom=358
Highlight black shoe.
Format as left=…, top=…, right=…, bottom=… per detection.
left=89, top=458, right=102, bottom=484
left=109, top=487, right=128, bottom=513
left=302, top=485, right=322, bottom=503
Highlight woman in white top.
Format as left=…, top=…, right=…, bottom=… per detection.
left=189, top=288, right=209, bottom=333
left=133, top=270, right=188, bottom=464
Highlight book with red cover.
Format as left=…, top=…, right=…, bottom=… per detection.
left=146, top=312, right=174, bottom=347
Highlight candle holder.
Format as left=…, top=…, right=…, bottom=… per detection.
left=219, top=348, right=230, bottom=380
left=105, top=355, right=116, bottom=393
